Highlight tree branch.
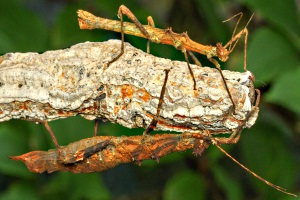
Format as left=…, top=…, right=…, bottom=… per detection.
left=0, top=40, right=258, bottom=134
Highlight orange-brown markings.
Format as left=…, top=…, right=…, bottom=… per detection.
left=114, top=106, right=120, bottom=116
left=121, top=84, right=134, bottom=99
left=136, top=88, right=151, bottom=102
left=57, top=72, right=78, bottom=93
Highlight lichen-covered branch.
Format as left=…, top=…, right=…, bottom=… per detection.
left=0, top=40, right=258, bottom=135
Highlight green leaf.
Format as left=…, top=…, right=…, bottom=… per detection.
left=246, top=28, right=299, bottom=83
left=207, top=143, right=232, bottom=164
left=45, top=173, right=111, bottom=200
left=69, top=174, right=111, bottom=200
left=212, top=165, right=243, bottom=199
left=265, top=66, right=300, bottom=114
left=0, top=32, right=14, bottom=53
left=47, top=116, right=94, bottom=145
left=257, top=106, right=293, bottom=137
left=50, top=5, right=100, bottom=49
left=240, top=119, right=297, bottom=198
left=0, top=183, right=41, bottom=200
left=0, top=0, right=48, bottom=52
left=163, top=170, right=206, bottom=200
left=244, top=0, right=300, bottom=38
left=0, top=122, right=33, bottom=179
left=195, top=0, right=230, bottom=42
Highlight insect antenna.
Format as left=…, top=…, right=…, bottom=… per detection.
left=214, top=143, right=297, bottom=197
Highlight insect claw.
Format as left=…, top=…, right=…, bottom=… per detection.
left=164, top=28, right=171, bottom=35
left=155, top=157, right=160, bottom=163
left=135, top=160, right=142, bottom=166
left=181, top=31, right=188, bottom=37
left=193, top=139, right=209, bottom=156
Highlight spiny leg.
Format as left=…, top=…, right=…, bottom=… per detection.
left=147, top=16, right=155, bottom=53
left=215, top=130, right=241, bottom=145
left=107, top=6, right=244, bottom=112
left=254, top=89, right=261, bottom=107
left=165, top=30, right=197, bottom=90
left=223, top=13, right=254, bottom=71
left=208, top=57, right=236, bottom=112
left=109, top=6, right=199, bottom=92
left=93, top=119, right=99, bottom=136
left=223, top=12, right=244, bottom=51
left=107, top=6, right=198, bottom=93
left=143, top=69, right=170, bottom=135
left=147, top=18, right=200, bottom=89
left=207, top=14, right=254, bottom=111
left=136, top=69, right=170, bottom=162
left=225, top=27, right=249, bottom=71
left=242, top=29, right=249, bottom=71
left=105, top=5, right=151, bottom=68
left=219, top=89, right=260, bottom=143
left=182, top=50, right=197, bottom=90
left=167, top=13, right=253, bottom=110
left=42, top=121, right=60, bottom=150
left=187, top=50, right=202, bottom=67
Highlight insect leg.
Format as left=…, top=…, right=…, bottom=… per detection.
left=243, top=28, right=249, bottom=71
left=223, top=12, right=244, bottom=51
left=42, top=121, right=60, bottom=151
left=93, top=119, right=99, bottom=136
left=105, top=5, right=151, bottom=68
left=223, top=13, right=253, bottom=71
left=208, top=14, right=254, bottom=112
left=182, top=50, right=197, bottom=90
left=147, top=16, right=155, bottom=53
left=143, top=69, right=170, bottom=135
left=187, top=50, right=202, bottom=67
left=208, top=57, right=236, bottom=112
left=164, top=30, right=198, bottom=90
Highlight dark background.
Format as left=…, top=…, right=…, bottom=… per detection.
left=0, top=0, right=299, bottom=199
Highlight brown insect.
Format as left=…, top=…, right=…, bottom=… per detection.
left=4, top=8, right=294, bottom=197
left=78, top=5, right=253, bottom=112
left=10, top=133, right=200, bottom=173
left=10, top=131, right=296, bottom=197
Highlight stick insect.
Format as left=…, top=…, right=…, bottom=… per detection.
left=142, top=72, right=287, bottom=195
left=10, top=128, right=297, bottom=196
left=76, top=8, right=295, bottom=194
left=77, top=5, right=253, bottom=113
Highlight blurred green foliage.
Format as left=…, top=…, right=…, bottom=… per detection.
left=0, top=0, right=299, bottom=199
